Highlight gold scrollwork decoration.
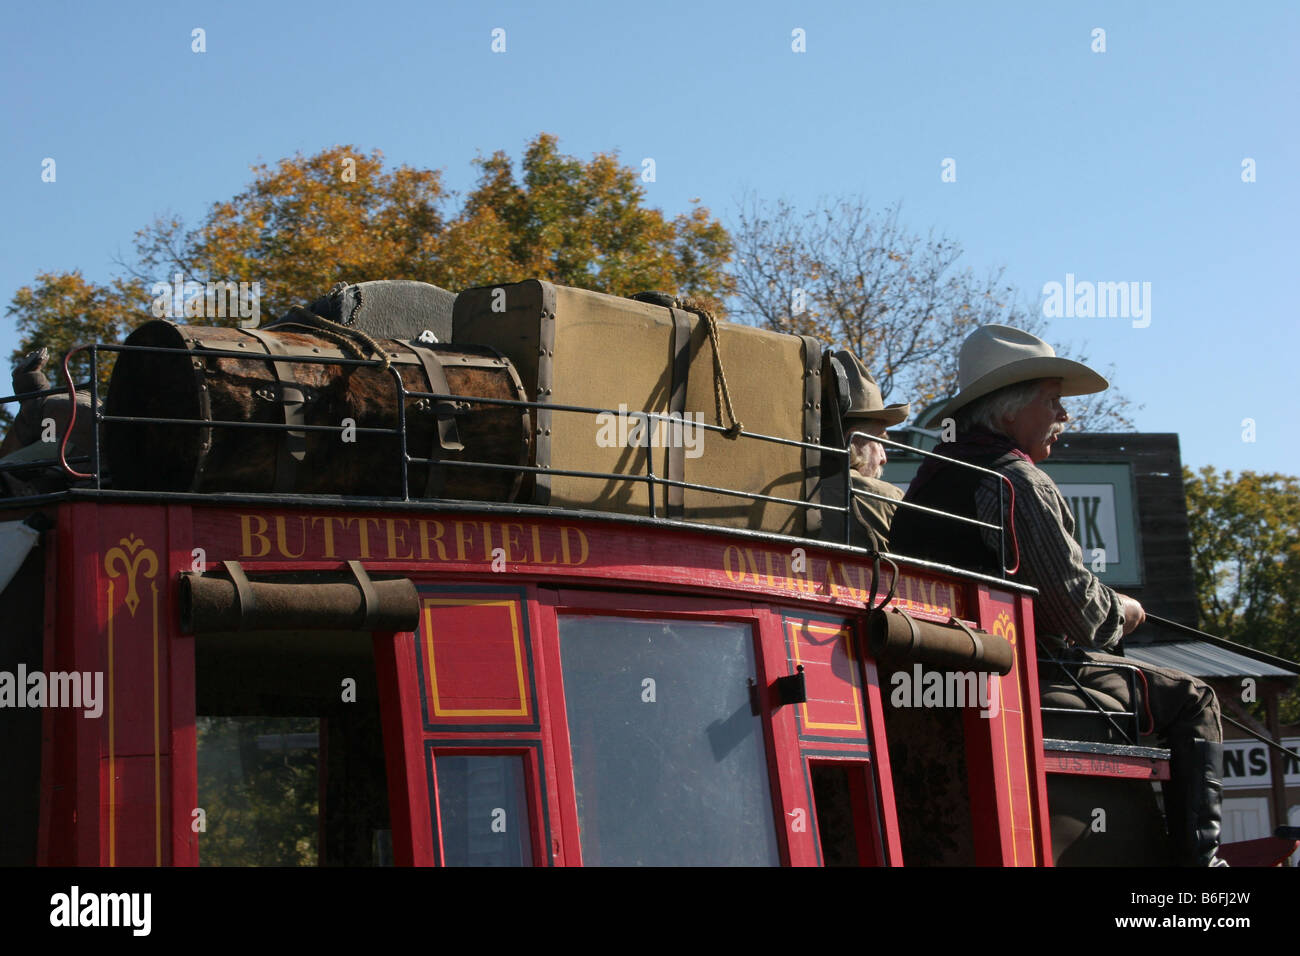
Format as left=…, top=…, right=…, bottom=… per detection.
left=992, top=610, right=1017, bottom=646
left=104, top=534, right=159, bottom=617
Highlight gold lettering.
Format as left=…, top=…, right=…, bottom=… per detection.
left=723, top=545, right=744, bottom=582
left=417, top=520, right=447, bottom=561
left=502, top=523, right=525, bottom=563
left=385, top=518, right=413, bottom=560
left=310, top=515, right=341, bottom=558
left=559, top=527, right=589, bottom=566
left=274, top=515, right=307, bottom=559
left=481, top=521, right=496, bottom=561
left=355, top=517, right=381, bottom=559
left=240, top=514, right=271, bottom=558
left=454, top=522, right=475, bottom=562
left=760, top=550, right=779, bottom=588
left=530, top=524, right=559, bottom=564
left=832, top=561, right=863, bottom=598
left=782, top=553, right=813, bottom=593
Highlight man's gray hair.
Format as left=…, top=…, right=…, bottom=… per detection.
left=955, top=379, right=1050, bottom=435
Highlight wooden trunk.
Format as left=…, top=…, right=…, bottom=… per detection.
left=105, top=320, right=531, bottom=500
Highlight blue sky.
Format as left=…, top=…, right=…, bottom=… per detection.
left=4, top=0, right=1297, bottom=475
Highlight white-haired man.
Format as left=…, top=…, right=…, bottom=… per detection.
left=821, top=353, right=910, bottom=552
left=890, top=325, right=1225, bottom=866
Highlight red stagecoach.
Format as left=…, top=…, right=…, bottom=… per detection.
left=0, top=279, right=1293, bottom=867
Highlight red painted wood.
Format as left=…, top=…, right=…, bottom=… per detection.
left=418, top=596, right=534, bottom=726
left=374, top=630, right=435, bottom=866
left=36, top=516, right=62, bottom=865
left=167, top=505, right=197, bottom=866
left=784, top=615, right=867, bottom=741
left=859, top=651, right=903, bottom=866
left=1042, top=749, right=1171, bottom=780
left=69, top=502, right=105, bottom=865
left=1016, top=593, right=1055, bottom=867
left=1217, top=836, right=1298, bottom=867
left=532, top=590, right=577, bottom=866
left=963, top=583, right=1048, bottom=866
left=30, top=498, right=1070, bottom=867
left=757, top=605, right=806, bottom=866
left=188, top=506, right=968, bottom=617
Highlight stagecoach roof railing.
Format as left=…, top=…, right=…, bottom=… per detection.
left=0, top=338, right=1022, bottom=580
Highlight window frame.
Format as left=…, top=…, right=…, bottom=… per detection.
left=534, top=588, right=803, bottom=866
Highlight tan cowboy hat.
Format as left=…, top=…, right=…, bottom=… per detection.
left=921, top=325, right=1108, bottom=426
left=835, top=351, right=910, bottom=426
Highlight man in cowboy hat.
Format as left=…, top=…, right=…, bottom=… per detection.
left=889, top=325, right=1226, bottom=866
left=821, top=352, right=910, bottom=552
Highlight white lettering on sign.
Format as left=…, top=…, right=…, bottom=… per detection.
left=1222, top=737, right=1300, bottom=790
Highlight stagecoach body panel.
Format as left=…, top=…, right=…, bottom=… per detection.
left=3, top=496, right=1053, bottom=866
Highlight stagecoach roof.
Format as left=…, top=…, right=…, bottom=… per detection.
left=1126, top=640, right=1298, bottom=680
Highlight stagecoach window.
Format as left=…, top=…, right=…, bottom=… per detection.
left=558, top=616, right=780, bottom=866
left=434, top=755, right=533, bottom=866
left=195, top=630, right=393, bottom=866
left=810, top=761, right=877, bottom=866
left=197, top=716, right=322, bottom=866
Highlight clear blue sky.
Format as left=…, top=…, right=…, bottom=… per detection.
left=4, top=1, right=1297, bottom=476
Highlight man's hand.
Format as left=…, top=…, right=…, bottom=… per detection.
left=1118, top=593, right=1146, bottom=635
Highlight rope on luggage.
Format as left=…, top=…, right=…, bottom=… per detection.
left=274, top=306, right=392, bottom=371
left=677, top=297, right=743, bottom=439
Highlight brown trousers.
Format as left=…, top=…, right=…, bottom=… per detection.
left=1041, top=645, right=1222, bottom=745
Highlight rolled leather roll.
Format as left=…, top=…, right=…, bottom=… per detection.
left=180, top=563, right=419, bottom=633
left=867, top=606, right=1014, bottom=675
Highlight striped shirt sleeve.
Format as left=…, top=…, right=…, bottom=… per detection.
left=974, top=460, right=1125, bottom=651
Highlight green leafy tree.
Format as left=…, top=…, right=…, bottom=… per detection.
left=1184, top=466, right=1300, bottom=721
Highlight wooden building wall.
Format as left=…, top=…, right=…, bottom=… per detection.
left=1049, top=432, right=1199, bottom=631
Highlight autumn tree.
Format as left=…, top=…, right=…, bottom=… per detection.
left=728, top=193, right=1138, bottom=430
left=3, top=271, right=144, bottom=420
left=5, top=133, right=734, bottom=408
left=1184, top=466, right=1300, bottom=720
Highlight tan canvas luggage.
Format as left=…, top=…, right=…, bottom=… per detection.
left=452, top=280, right=823, bottom=535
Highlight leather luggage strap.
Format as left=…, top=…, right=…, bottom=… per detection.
left=402, top=341, right=465, bottom=452
left=241, top=327, right=306, bottom=492
left=667, top=307, right=693, bottom=518
left=222, top=561, right=256, bottom=623
left=347, top=560, right=379, bottom=630
left=948, top=616, right=985, bottom=662
left=399, top=340, right=465, bottom=499
left=797, top=334, right=823, bottom=535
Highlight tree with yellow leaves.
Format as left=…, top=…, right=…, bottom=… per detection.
left=4, top=133, right=733, bottom=423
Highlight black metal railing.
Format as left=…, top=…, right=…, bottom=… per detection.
left=0, top=339, right=1019, bottom=575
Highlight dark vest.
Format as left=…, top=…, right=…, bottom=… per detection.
left=889, top=451, right=1021, bottom=576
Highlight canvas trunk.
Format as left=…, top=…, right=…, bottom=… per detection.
left=452, top=280, right=824, bottom=535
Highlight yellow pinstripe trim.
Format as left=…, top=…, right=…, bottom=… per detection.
left=424, top=598, right=529, bottom=717
left=789, top=622, right=863, bottom=733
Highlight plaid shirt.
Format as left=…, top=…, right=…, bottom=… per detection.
left=974, top=457, right=1125, bottom=651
